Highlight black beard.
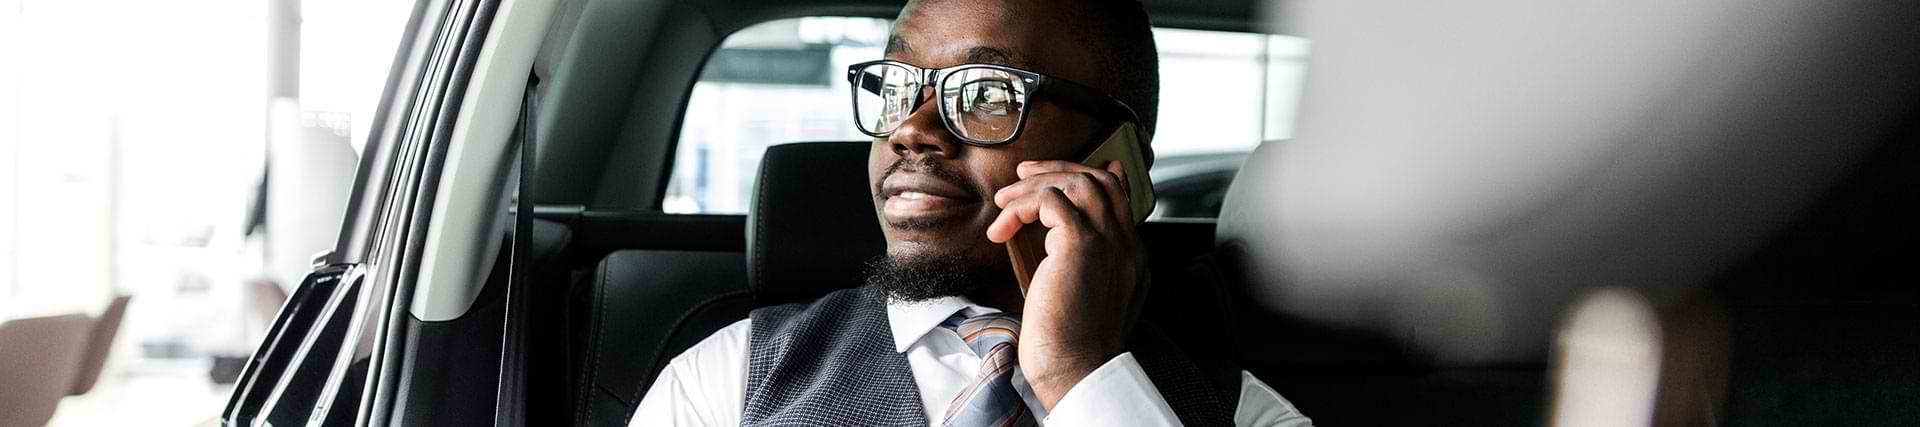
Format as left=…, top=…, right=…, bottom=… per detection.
left=864, top=254, right=1009, bottom=302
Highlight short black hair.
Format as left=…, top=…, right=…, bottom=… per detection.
left=1076, top=0, right=1161, bottom=140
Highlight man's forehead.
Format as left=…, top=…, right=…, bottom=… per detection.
left=886, top=34, right=1022, bottom=69
left=882, top=0, right=1088, bottom=73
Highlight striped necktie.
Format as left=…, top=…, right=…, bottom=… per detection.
left=941, top=312, right=1036, bottom=427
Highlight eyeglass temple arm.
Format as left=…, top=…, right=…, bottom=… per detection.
left=1034, top=76, right=1143, bottom=126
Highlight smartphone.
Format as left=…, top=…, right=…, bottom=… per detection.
left=1007, top=122, right=1155, bottom=294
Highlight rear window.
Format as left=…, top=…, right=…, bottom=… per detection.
left=664, top=17, right=1308, bottom=218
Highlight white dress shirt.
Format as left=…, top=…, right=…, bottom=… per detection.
left=631, top=296, right=1312, bottom=426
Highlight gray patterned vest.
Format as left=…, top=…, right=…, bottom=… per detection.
left=743, top=285, right=1240, bottom=426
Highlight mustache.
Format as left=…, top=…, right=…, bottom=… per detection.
left=880, top=156, right=976, bottom=197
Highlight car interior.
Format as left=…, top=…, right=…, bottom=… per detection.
left=507, top=0, right=1308, bottom=424
left=467, top=0, right=1280, bottom=424
left=216, top=0, right=1920, bottom=425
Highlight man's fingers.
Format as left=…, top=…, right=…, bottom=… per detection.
left=986, top=187, right=1092, bottom=244
left=1016, top=160, right=1101, bottom=179
left=1106, top=160, right=1132, bottom=204
left=1031, top=188, right=1092, bottom=254
left=987, top=188, right=1054, bottom=243
left=1098, top=162, right=1134, bottom=225
left=1011, top=160, right=1134, bottom=223
left=986, top=188, right=1044, bottom=243
left=993, top=172, right=1115, bottom=228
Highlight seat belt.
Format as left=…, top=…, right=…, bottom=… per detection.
left=495, top=74, right=538, bottom=426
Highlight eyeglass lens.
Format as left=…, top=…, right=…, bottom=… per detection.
left=852, top=63, right=918, bottom=136
left=853, top=63, right=1029, bottom=143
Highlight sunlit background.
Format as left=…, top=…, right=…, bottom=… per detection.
left=0, top=0, right=410, bottom=424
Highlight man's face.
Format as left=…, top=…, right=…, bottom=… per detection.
left=868, top=0, right=1108, bottom=273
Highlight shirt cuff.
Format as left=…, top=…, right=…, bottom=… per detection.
left=1035, top=352, right=1182, bottom=426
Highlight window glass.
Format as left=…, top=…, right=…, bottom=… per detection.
left=665, top=17, right=1308, bottom=218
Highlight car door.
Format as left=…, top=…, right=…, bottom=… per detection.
left=219, top=0, right=559, bottom=424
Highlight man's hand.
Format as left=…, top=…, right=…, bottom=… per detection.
left=986, top=160, right=1146, bottom=411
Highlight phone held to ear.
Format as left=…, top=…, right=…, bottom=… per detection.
left=1007, top=122, right=1155, bottom=295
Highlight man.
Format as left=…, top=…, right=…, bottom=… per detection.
left=633, top=0, right=1309, bottom=425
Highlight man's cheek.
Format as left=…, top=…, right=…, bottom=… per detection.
left=972, top=162, right=1021, bottom=193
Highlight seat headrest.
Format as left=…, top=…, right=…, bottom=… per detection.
left=1213, top=140, right=1282, bottom=252
left=746, top=141, right=887, bottom=306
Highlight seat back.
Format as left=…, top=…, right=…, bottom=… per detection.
left=745, top=141, right=887, bottom=306
left=568, top=141, right=870, bottom=425
left=572, top=250, right=751, bottom=426
left=0, top=314, right=94, bottom=427
left=70, top=294, right=131, bottom=395
left=567, top=141, right=871, bottom=426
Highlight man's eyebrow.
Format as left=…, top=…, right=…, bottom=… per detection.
left=964, top=46, right=1018, bottom=67
left=886, top=34, right=912, bottom=55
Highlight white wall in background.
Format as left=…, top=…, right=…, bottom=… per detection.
left=302, top=0, right=415, bottom=155
left=1, top=0, right=20, bottom=306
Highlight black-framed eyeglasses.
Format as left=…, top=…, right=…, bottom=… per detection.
left=847, top=60, right=1140, bottom=146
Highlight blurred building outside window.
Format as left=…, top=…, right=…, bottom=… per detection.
left=663, top=17, right=1309, bottom=216
left=0, top=0, right=409, bottom=425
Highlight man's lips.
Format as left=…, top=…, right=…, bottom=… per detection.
left=880, top=173, right=980, bottom=222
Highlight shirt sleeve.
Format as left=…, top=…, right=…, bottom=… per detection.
left=1232, top=371, right=1313, bottom=427
left=629, top=318, right=753, bottom=427
left=1038, top=353, right=1314, bottom=427
left=1039, top=352, right=1183, bottom=426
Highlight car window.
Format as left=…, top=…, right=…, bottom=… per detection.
left=663, top=17, right=1308, bottom=217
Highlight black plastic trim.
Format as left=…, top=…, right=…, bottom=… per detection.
left=531, top=209, right=747, bottom=264
left=221, top=264, right=361, bottom=425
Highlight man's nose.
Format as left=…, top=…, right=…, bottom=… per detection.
left=889, top=86, right=958, bottom=159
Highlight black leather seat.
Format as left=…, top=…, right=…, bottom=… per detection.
left=745, top=142, right=891, bottom=306
left=570, top=249, right=752, bottom=426
left=569, top=141, right=878, bottom=426
left=572, top=141, right=1233, bottom=426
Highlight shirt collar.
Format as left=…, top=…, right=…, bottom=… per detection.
left=885, top=295, right=1002, bottom=353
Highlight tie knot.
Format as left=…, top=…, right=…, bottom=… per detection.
left=957, top=312, right=1019, bottom=335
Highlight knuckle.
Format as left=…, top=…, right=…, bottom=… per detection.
left=1045, top=186, right=1071, bottom=199
left=1074, top=171, right=1100, bottom=185
left=1042, top=191, right=1077, bottom=211
left=1070, top=173, right=1106, bottom=196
